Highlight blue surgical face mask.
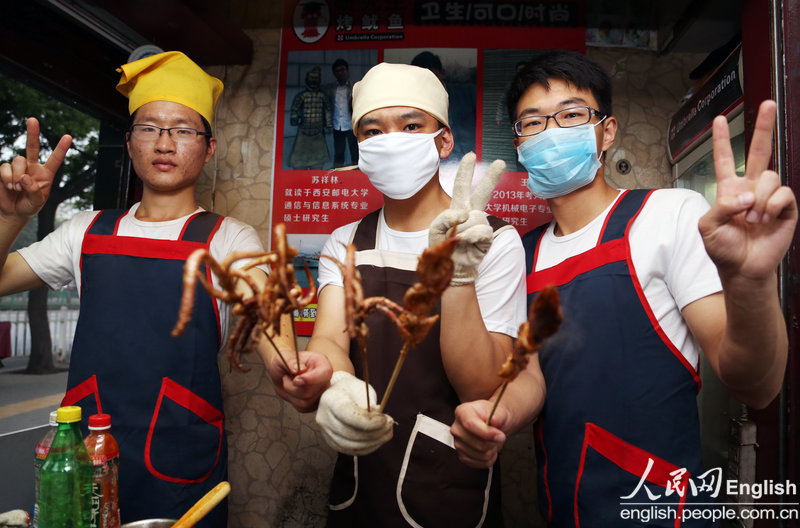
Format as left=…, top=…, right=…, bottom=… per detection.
left=516, top=119, right=605, bottom=199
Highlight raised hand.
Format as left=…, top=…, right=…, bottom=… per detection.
left=698, top=100, right=797, bottom=280
left=0, top=118, right=71, bottom=218
left=429, top=152, right=506, bottom=285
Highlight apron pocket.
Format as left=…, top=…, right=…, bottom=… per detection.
left=575, top=422, right=692, bottom=528
left=397, top=414, right=492, bottom=528
left=145, top=377, right=223, bottom=484
left=62, top=374, right=103, bottom=416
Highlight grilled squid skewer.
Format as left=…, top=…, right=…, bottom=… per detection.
left=377, top=232, right=458, bottom=413
left=322, top=228, right=459, bottom=412
left=487, top=284, right=562, bottom=424
left=172, top=223, right=315, bottom=374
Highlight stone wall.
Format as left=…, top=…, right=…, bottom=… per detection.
left=590, top=48, right=707, bottom=190
left=200, top=33, right=705, bottom=527
left=201, top=29, right=281, bottom=241
left=203, top=29, right=337, bottom=528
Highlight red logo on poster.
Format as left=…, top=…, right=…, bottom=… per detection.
left=293, top=0, right=329, bottom=43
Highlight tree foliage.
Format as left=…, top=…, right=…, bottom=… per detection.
left=0, top=71, right=98, bottom=373
left=0, top=72, right=98, bottom=225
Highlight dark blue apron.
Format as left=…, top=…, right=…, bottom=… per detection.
left=326, top=210, right=504, bottom=527
left=62, top=208, right=228, bottom=527
left=523, top=190, right=715, bottom=527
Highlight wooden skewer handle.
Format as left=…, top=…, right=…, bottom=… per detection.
left=171, top=481, right=231, bottom=528
left=378, top=343, right=410, bottom=413
left=485, top=381, right=509, bottom=425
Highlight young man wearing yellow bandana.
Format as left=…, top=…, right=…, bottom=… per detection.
left=0, top=51, right=281, bottom=527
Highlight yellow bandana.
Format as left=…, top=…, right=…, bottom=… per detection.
left=116, top=51, right=223, bottom=125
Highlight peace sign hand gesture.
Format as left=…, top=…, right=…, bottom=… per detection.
left=0, top=118, right=72, bottom=219
left=429, top=152, right=506, bottom=286
left=698, top=100, right=797, bottom=281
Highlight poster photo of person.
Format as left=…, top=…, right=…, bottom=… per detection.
left=482, top=49, right=549, bottom=173
left=274, top=2, right=584, bottom=332
left=282, top=49, right=377, bottom=171
left=383, top=48, right=477, bottom=170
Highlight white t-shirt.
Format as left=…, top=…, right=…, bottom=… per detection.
left=18, top=202, right=267, bottom=350
left=318, top=209, right=527, bottom=338
left=333, top=84, right=351, bottom=131
left=534, top=188, right=722, bottom=369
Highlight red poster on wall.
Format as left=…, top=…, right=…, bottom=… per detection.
left=273, top=0, right=585, bottom=334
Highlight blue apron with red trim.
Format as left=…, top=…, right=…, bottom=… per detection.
left=62, top=209, right=228, bottom=527
left=523, top=190, right=715, bottom=527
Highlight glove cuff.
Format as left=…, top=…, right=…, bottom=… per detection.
left=450, top=268, right=478, bottom=286
left=330, top=370, right=355, bottom=386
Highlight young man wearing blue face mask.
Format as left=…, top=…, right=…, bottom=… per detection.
left=450, top=50, right=797, bottom=526
left=265, top=62, right=527, bottom=526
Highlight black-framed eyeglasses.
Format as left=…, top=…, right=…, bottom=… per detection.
left=129, top=124, right=211, bottom=143
left=512, top=106, right=605, bottom=137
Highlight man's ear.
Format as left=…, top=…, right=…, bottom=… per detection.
left=600, top=116, right=617, bottom=154
left=204, top=137, right=217, bottom=163
left=437, top=126, right=455, bottom=159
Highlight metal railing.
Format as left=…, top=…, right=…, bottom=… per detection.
left=0, top=308, right=79, bottom=360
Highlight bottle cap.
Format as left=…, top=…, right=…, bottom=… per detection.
left=88, top=413, right=111, bottom=430
left=48, top=410, right=58, bottom=427
left=56, top=406, right=82, bottom=423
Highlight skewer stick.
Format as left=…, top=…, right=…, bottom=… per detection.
left=486, top=381, right=509, bottom=425
left=358, top=338, right=371, bottom=412
left=378, top=342, right=410, bottom=413
left=291, top=319, right=300, bottom=372
left=263, top=331, right=295, bottom=374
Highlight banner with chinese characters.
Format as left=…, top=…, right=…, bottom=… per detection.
left=275, top=0, right=585, bottom=334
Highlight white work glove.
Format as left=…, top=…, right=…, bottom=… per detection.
left=429, top=152, right=506, bottom=286
left=0, top=509, right=29, bottom=527
left=316, top=371, right=394, bottom=456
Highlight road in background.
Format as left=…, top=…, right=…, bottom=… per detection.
left=0, top=355, right=68, bottom=514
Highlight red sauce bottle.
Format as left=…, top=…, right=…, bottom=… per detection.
left=84, top=413, right=120, bottom=528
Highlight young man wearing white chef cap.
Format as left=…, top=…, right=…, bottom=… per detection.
left=266, top=61, right=528, bottom=526
left=0, top=51, right=290, bottom=527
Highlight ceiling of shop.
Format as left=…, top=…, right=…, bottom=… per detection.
left=1, top=0, right=741, bottom=125
left=584, top=0, right=742, bottom=54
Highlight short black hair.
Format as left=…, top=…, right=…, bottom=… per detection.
left=332, top=58, right=349, bottom=72
left=506, top=50, right=612, bottom=124
left=411, top=51, right=443, bottom=72
left=128, top=108, right=213, bottom=147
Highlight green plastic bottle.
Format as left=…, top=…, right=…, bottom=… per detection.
left=32, top=409, right=59, bottom=528
left=38, top=406, right=93, bottom=528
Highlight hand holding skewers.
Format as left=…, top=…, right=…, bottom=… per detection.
left=314, top=232, right=459, bottom=455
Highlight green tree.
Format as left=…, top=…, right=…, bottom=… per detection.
left=0, top=71, right=97, bottom=374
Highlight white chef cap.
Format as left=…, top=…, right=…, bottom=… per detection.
left=351, top=62, right=449, bottom=132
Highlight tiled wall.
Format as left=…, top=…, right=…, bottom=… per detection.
left=591, top=48, right=707, bottom=190
left=202, top=31, right=705, bottom=527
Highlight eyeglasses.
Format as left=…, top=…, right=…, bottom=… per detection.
left=129, top=124, right=211, bottom=143
left=513, top=106, right=605, bottom=137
